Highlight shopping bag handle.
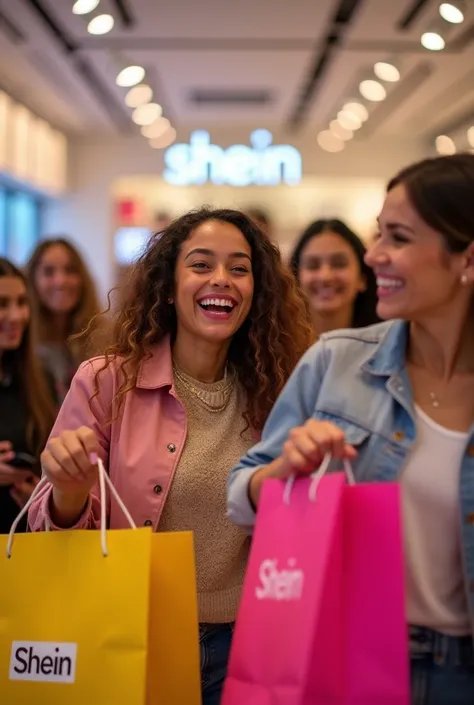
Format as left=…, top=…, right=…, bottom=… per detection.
left=283, top=453, right=355, bottom=505
left=6, top=456, right=137, bottom=559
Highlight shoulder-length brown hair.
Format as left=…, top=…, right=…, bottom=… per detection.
left=0, top=258, right=57, bottom=453
left=89, top=207, right=314, bottom=432
left=27, top=238, right=100, bottom=362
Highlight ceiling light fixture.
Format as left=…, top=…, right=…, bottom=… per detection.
left=421, top=30, right=446, bottom=50
left=87, top=13, right=114, bottom=35
left=317, top=130, right=345, bottom=153
left=132, top=103, right=163, bottom=126
left=337, top=110, right=362, bottom=130
left=125, top=84, right=153, bottom=108
left=359, top=80, right=387, bottom=102
left=467, top=126, right=474, bottom=148
left=342, top=102, right=369, bottom=122
left=435, top=135, right=456, bottom=155
left=329, top=120, right=353, bottom=141
left=73, top=0, right=100, bottom=14
left=439, top=2, right=465, bottom=24
left=141, top=118, right=171, bottom=139
left=374, top=61, right=400, bottom=82
left=116, top=65, right=146, bottom=87
left=149, top=127, right=177, bottom=149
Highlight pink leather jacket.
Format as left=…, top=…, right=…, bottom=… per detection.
left=29, top=338, right=193, bottom=531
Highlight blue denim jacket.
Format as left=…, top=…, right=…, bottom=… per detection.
left=228, top=320, right=474, bottom=633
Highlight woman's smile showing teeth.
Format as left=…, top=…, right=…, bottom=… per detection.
left=197, top=296, right=237, bottom=319
left=376, top=276, right=404, bottom=297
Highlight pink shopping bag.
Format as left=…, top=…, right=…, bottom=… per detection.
left=222, top=464, right=410, bottom=705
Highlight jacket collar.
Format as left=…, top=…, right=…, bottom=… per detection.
left=136, top=336, right=174, bottom=389
left=134, top=335, right=262, bottom=441
left=361, top=320, right=408, bottom=377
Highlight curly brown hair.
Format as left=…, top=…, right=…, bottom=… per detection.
left=90, top=208, right=314, bottom=431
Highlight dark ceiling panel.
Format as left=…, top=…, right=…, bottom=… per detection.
left=189, top=89, right=273, bottom=105
left=334, top=0, right=365, bottom=24
left=0, top=7, right=26, bottom=43
left=397, top=0, right=433, bottom=31
left=24, top=0, right=76, bottom=52
left=22, top=0, right=130, bottom=130
left=110, top=0, right=135, bottom=28
left=288, top=0, right=365, bottom=130
left=79, top=36, right=317, bottom=51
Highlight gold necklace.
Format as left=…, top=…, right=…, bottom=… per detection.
left=173, top=365, right=235, bottom=413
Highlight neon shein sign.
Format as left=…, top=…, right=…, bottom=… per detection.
left=163, top=129, right=302, bottom=186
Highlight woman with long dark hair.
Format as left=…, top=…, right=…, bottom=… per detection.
left=229, top=155, right=474, bottom=704
left=27, top=238, right=100, bottom=402
left=29, top=208, right=313, bottom=704
left=290, top=219, right=379, bottom=336
left=0, top=258, right=56, bottom=533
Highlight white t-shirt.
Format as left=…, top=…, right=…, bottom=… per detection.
left=401, top=405, right=471, bottom=636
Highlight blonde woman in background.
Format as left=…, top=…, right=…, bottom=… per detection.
left=27, top=238, right=100, bottom=403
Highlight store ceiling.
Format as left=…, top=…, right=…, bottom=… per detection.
left=0, top=0, right=473, bottom=151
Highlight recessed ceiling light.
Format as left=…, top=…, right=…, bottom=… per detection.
left=329, top=120, right=353, bottom=141
left=421, top=31, right=445, bottom=51
left=359, top=80, right=386, bottom=102
left=72, top=0, right=100, bottom=14
left=132, top=103, right=163, bottom=126
left=317, top=130, right=345, bottom=153
left=435, top=135, right=456, bottom=155
left=343, top=102, right=369, bottom=122
left=125, top=84, right=153, bottom=108
left=337, top=110, right=362, bottom=130
left=439, top=2, right=465, bottom=24
left=467, top=126, right=474, bottom=148
left=374, top=61, right=400, bottom=82
left=87, top=13, right=114, bottom=35
left=149, top=127, right=177, bottom=149
left=116, top=65, right=146, bottom=88
left=141, top=118, right=171, bottom=139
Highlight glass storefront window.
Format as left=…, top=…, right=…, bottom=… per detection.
left=0, top=188, right=42, bottom=265
left=0, top=188, right=6, bottom=255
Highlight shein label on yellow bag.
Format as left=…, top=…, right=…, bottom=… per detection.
left=9, top=641, right=78, bottom=684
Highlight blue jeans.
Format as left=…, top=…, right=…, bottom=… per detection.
left=410, top=627, right=474, bottom=704
left=200, top=623, right=233, bottom=705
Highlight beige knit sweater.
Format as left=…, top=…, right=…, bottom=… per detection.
left=158, top=368, right=253, bottom=623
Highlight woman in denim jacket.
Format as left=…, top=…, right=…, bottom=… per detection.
left=228, top=154, right=474, bottom=704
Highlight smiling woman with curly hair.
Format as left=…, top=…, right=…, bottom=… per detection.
left=29, top=207, right=313, bottom=705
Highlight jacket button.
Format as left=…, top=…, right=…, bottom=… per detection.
left=393, top=431, right=405, bottom=442
left=466, top=513, right=474, bottom=525
left=153, top=484, right=163, bottom=494
left=467, top=445, right=474, bottom=458
left=144, top=520, right=153, bottom=527
left=167, top=443, right=176, bottom=453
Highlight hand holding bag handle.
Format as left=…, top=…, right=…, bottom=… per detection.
left=283, top=452, right=356, bottom=505
left=6, top=455, right=137, bottom=558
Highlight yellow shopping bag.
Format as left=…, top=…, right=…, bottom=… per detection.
left=0, top=462, right=201, bottom=705
left=147, top=531, right=202, bottom=705
left=0, top=466, right=151, bottom=705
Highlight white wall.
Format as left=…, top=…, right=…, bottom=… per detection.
left=111, top=175, right=386, bottom=259
left=44, top=129, right=428, bottom=300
